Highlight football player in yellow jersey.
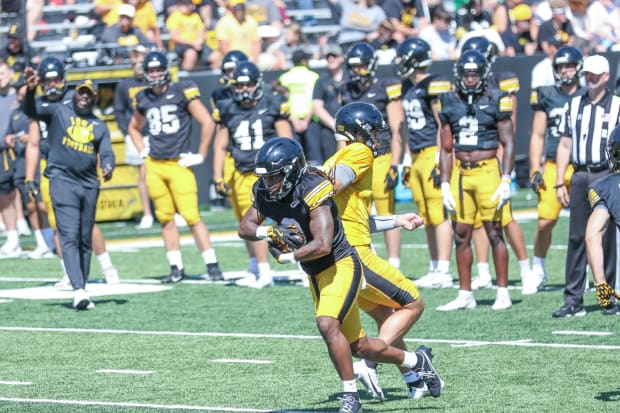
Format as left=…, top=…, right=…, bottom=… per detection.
left=324, top=102, right=444, bottom=400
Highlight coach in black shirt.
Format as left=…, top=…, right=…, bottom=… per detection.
left=554, top=54, right=619, bottom=317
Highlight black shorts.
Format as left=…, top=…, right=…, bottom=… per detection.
left=0, top=178, right=15, bottom=196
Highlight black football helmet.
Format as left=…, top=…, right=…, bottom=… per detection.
left=38, top=56, right=65, bottom=97
left=396, top=38, right=432, bottom=78
left=220, top=50, right=249, bottom=85
left=607, top=124, right=620, bottom=172
left=231, top=61, right=263, bottom=103
left=345, top=42, right=377, bottom=85
left=142, top=51, right=169, bottom=86
left=553, top=46, right=583, bottom=86
left=461, top=36, right=498, bottom=65
left=454, top=49, right=489, bottom=96
left=255, top=138, right=307, bottom=201
left=334, top=102, right=388, bottom=155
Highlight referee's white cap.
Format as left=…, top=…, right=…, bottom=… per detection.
left=583, top=55, right=609, bottom=75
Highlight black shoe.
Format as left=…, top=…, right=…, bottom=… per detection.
left=338, top=392, right=362, bottom=413
left=206, top=263, right=224, bottom=281
left=601, top=304, right=620, bottom=315
left=414, top=345, right=442, bottom=398
left=161, top=265, right=184, bottom=283
left=552, top=304, right=586, bottom=318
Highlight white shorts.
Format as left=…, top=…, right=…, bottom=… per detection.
left=125, top=135, right=149, bottom=166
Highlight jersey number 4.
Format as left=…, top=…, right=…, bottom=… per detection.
left=146, top=104, right=180, bottom=136
left=234, top=119, right=264, bottom=150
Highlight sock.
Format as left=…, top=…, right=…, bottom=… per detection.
left=533, top=256, right=545, bottom=271
left=401, top=351, right=419, bottom=369
left=201, top=249, right=217, bottom=265
left=42, top=227, right=55, bottom=251
left=248, top=257, right=258, bottom=274
left=258, top=262, right=270, bottom=277
left=430, top=260, right=438, bottom=272
left=519, top=259, right=531, bottom=276
left=388, top=257, right=400, bottom=269
left=96, top=251, right=113, bottom=271
left=437, top=260, right=450, bottom=273
left=402, top=370, right=420, bottom=384
left=34, top=230, right=47, bottom=249
left=496, top=286, right=510, bottom=299
left=477, top=262, right=491, bottom=277
left=342, top=379, right=358, bottom=393
left=458, top=289, right=474, bottom=299
left=167, top=250, right=183, bottom=270
left=6, top=230, right=18, bottom=246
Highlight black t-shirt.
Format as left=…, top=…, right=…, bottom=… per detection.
left=537, top=19, right=574, bottom=51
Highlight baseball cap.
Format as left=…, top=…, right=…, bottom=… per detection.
left=76, top=79, right=98, bottom=95
left=7, top=23, right=23, bottom=39
left=324, top=44, right=343, bottom=57
left=513, top=4, right=532, bottom=21
left=582, top=55, right=610, bottom=75
left=292, top=48, right=311, bottom=64
left=118, top=4, right=135, bottom=18
left=229, top=0, right=246, bottom=9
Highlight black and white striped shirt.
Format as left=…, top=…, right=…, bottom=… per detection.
left=558, top=89, right=620, bottom=166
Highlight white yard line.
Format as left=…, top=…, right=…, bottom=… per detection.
left=0, top=326, right=618, bottom=351
left=96, top=369, right=155, bottom=375
left=0, top=381, right=31, bottom=386
left=212, top=359, right=273, bottom=364
left=552, top=330, right=614, bottom=336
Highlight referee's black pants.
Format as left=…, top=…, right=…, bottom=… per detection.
left=50, top=178, right=99, bottom=290
left=564, top=169, right=616, bottom=306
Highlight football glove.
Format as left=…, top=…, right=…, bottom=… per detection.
left=268, top=224, right=306, bottom=253
left=268, top=246, right=297, bottom=264
left=441, top=182, right=456, bottom=213
left=214, top=178, right=231, bottom=197
left=384, top=165, right=399, bottom=191
left=102, top=164, right=113, bottom=182
left=491, top=177, right=511, bottom=210
left=178, top=153, right=204, bottom=167
left=529, top=171, right=545, bottom=194
left=24, top=179, right=38, bottom=203
left=430, top=165, right=441, bottom=189
left=401, top=166, right=411, bottom=188
left=595, top=281, right=620, bottom=308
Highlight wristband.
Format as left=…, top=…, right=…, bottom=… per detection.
left=256, top=226, right=270, bottom=239
left=554, top=183, right=565, bottom=189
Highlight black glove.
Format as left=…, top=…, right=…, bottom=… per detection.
left=401, top=166, right=411, bottom=188
left=430, top=165, right=441, bottom=189
left=214, top=178, right=231, bottom=197
left=24, top=179, right=38, bottom=202
left=529, top=171, right=545, bottom=194
left=102, top=164, right=113, bottom=182
left=384, top=165, right=399, bottom=191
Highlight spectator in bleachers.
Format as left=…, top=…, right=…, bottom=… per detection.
left=369, top=19, right=398, bottom=64
left=501, top=3, right=537, bottom=55
left=455, top=0, right=493, bottom=40
left=419, top=5, right=457, bottom=61
left=531, top=35, right=563, bottom=88
left=0, top=24, right=39, bottom=80
left=537, top=0, right=574, bottom=54
left=95, top=0, right=122, bottom=26
left=119, top=1, right=164, bottom=50
left=587, top=0, right=620, bottom=52
left=215, top=0, right=261, bottom=63
left=380, top=0, right=430, bottom=43
left=332, top=0, right=387, bottom=50
left=279, top=22, right=312, bottom=69
left=166, top=0, right=219, bottom=70
left=26, top=0, right=44, bottom=42
left=100, top=4, right=152, bottom=64
left=246, top=0, right=284, bottom=31
left=257, top=25, right=286, bottom=70
left=566, top=0, right=593, bottom=52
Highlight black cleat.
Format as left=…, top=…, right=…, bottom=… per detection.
left=552, top=304, right=586, bottom=318
left=206, top=263, right=224, bottom=281
left=414, top=345, right=442, bottom=398
left=338, top=392, right=362, bottom=413
left=161, top=265, right=184, bottom=283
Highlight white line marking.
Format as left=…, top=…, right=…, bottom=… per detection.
left=0, top=299, right=13, bottom=303
left=0, top=397, right=271, bottom=412
left=1, top=326, right=618, bottom=350
left=96, top=369, right=155, bottom=375
left=0, top=381, right=32, bottom=386
left=212, top=359, right=273, bottom=364
left=552, top=330, right=614, bottom=336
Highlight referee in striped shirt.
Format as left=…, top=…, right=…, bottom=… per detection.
left=554, top=54, right=619, bottom=317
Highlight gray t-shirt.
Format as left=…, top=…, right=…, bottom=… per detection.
left=336, top=0, right=387, bottom=45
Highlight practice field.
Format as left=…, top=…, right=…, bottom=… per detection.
left=0, top=192, right=619, bottom=413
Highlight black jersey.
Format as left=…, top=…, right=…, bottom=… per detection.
left=340, top=77, right=402, bottom=154
left=113, top=76, right=149, bottom=135
left=589, top=173, right=620, bottom=229
left=135, top=80, right=201, bottom=160
left=252, top=170, right=355, bottom=276
left=402, top=74, right=451, bottom=152
left=216, top=93, right=289, bottom=173
left=209, top=86, right=233, bottom=117
left=439, top=89, right=512, bottom=152
left=530, top=85, right=584, bottom=161
left=487, top=71, right=519, bottom=95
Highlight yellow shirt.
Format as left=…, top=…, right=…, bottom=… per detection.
left=166, top=11, right=205, bottom=48
left=323, top=142, right=374, bottom=247
left=214, top=13, right=259, bottom=57
left=96, top=0, right=121, bottom=26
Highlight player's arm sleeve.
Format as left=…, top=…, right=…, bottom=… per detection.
left=333, top=163, right=356, bottom=189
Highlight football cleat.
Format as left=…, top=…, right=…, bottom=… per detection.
left=161, top=265, right=185, bottom=283
left=104, top=266, right=120, bottom=285
left=73, top=289, right=95, bottom=310
left=521, top=270, right=544, bottom=295
left=471, top=273, right=492, bottom=290
left=206, top=263, right=224, bottom=281
left=491, top=291, right=512, bottom=310
left=235, top=272, right=257, bottom=287
left=415, top=271, right=454, bottom=288
left=54, top=273, right=71, bottom=288
left=408, top=376, right=446, bottom=399
left=28, top=246, right=55, bottom=259
left=436, top=291, right=477, bottom=311
left=413, top=346, right=442, bottom=398
left=353, top=360, right=385, bottom=400
left=0, top=243, right=22, bottom=259
left=338, top=392, right=362, bottom=413
left=17, top=220, right=31, bottom=236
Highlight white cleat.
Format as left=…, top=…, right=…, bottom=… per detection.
left=471, top=274, right=493, bottom=290
left=408, top=378, right=446, bottom=399
left=354, top=360, right=385, bottom=400
left=136, top=215, right=154, bottom=229
left=491, top=292, right=513, bottom=310
left=248, top=274, right=274, bottom=289
left=104, top=266, right=120, bottom=285
left=54, top=273, right=71, bottom=288
left=17, top=220, right=31, bottom=236
left=415, top=271, right=454, bottom=289
left=28, top=246, right=55, bottom=259
left=436, top=291, right=477, bottom=311
left=72, top=288, right=95, bottom=310
left=521, top=270, right=544, bottom=295
left=235, top=272, right=257, bottom=287
left=0, top=243, right=22, bottom=259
